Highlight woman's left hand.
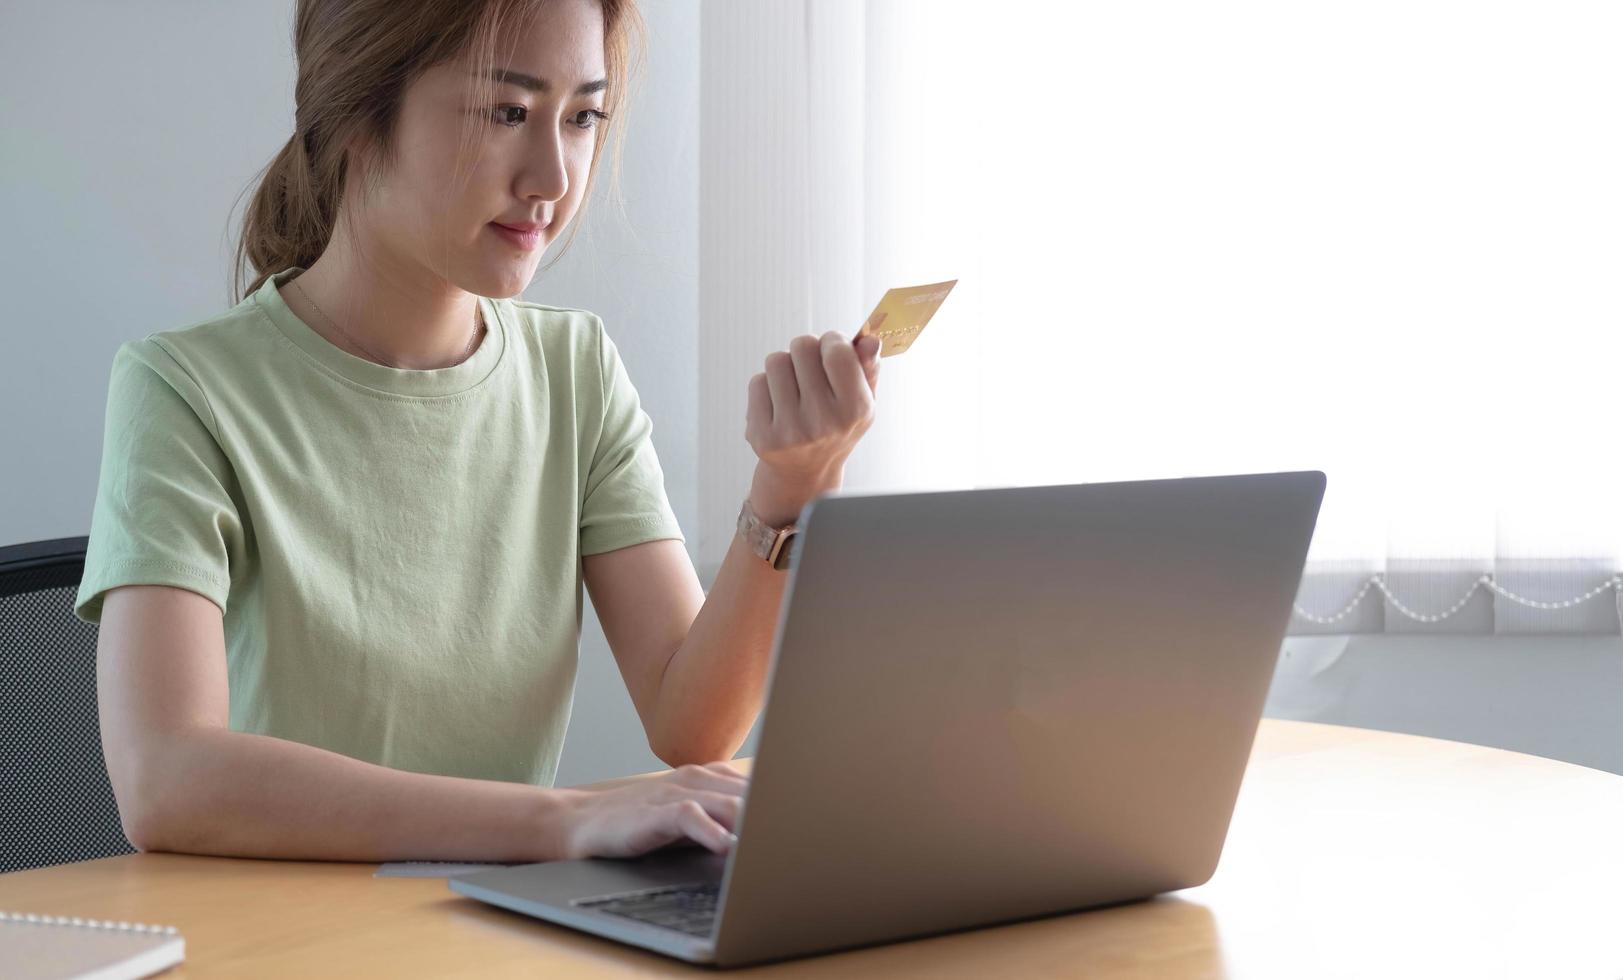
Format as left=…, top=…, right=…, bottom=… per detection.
left=744, top=331, right=882, bottom=525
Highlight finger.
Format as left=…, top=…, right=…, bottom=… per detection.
left=651, top=787, right=743, bottom=831
left=746, top=371, right=772, bottom=433
left=856, top=334, right=881, bottom=393
left=789, top=334, right=835, bottom=420
left=822, top=330, right=872, bottom=420
left=763, top=350, right=798, bottom=423
left=689, top=788, right=744, bottom=831
left=670, top=799, right=736, bottom=854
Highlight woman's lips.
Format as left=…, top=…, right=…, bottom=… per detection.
left=490, top=222, right=545, bottom=250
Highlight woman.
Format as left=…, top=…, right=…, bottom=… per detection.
left=73, top=0, right=880, bottom=864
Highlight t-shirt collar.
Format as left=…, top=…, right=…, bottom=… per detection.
left=254, top=266, right=506, bottom=398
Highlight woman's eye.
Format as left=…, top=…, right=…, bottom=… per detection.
left=572, top=109, right=609, bottom=131
left=491, top=105, right=526, bottom=128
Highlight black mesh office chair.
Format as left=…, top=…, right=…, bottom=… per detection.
left=0, top=536, right=136, bottom=873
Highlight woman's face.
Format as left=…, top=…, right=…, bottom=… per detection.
left=342, top=0, right=607, bottom=299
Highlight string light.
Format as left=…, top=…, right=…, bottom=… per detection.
left=1293, top=574, right=1623, bottom=626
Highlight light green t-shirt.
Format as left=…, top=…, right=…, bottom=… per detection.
left=74, top=266, right=685, bottom=786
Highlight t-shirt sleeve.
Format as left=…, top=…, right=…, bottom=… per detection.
left=73, top=339, right=244, bottom=624
left=578, top=317, right=686, bottom=556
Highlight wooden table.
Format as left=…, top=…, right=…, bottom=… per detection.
left=4, top=720, right=1622, bottom=978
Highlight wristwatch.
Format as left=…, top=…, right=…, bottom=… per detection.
left=737, top=498, right=799, bottom=571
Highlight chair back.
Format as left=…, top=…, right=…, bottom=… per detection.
left=0, top=536, right=136, bottom=873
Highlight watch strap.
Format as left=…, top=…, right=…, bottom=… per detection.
left=737, top=499, right=798, bottom=571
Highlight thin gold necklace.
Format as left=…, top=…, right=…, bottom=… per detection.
left=292, top=276, right=482, bottom=369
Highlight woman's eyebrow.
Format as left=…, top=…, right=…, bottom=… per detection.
left=477, top=67, right=607, bottom=96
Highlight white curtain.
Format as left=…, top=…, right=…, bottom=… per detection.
left=698, top=0, right=1623, bottom=635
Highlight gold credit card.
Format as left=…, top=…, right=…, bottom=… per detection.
left=854, top=279, right=957, bottom=357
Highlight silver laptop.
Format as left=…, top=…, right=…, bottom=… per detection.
left=450, top=470, right=1326, bottom=968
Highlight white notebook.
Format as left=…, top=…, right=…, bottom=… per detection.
left=0, top=910, right=184, bottom=980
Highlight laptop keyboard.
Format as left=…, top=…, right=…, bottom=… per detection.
left=574, top=881, right=721, bottom=937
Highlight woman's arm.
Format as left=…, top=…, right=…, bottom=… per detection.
left=130, top=728, right=745, bottom=862
left=650, top=464, right=828, bottom=764
left=127, top=725, right=573, bottom=862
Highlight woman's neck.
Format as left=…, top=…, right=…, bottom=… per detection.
left=280, top=254, right=484, bottom=370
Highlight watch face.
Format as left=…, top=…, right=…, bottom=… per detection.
left=771, top=533, right=795, bottom=570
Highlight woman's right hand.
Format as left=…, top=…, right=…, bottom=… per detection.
left=554, top=762, right=749, bottom=861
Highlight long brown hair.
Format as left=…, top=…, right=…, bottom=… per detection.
left=229, top=0, right=645, bottom=302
